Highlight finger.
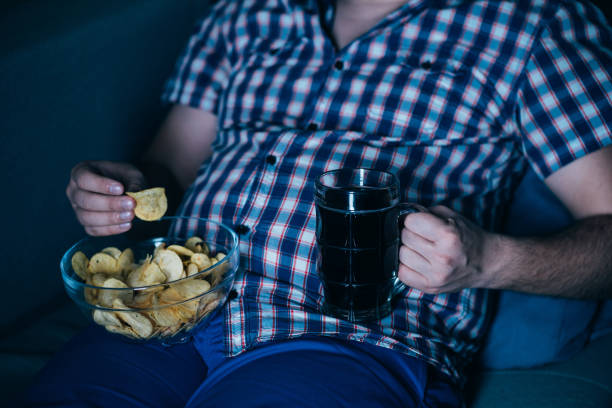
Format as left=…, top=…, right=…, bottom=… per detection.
left=72, top=164, right=124, bottom=195
left=403, top=212, right=449, bottom=241
left=397, top=263, right=429, bottom=289
left=71, top=189, right=136, bottom=212
left=428, top=205, right=457, bottom=219
left=401, top=227, right=435, bottom=256
left=399, top=245, right=431, bottom=274
left=124, top=175, right=147, bottom=193
left=91, top=161, right=147, bottom=192
left=84, top=223, right=132, bottom=237
left=76, top=209, right=134, bottom=227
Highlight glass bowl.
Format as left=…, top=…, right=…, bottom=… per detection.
left=60, top=216, right=239, bottom=345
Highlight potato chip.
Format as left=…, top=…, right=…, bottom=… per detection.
left=101, top=247, right=122, bottom=259
left=153, top=243, right=166, bottom=257
left=173, top=280, right=211, bottom=300
left=171, top=303, right=197, bottom=321
left=159, top=324, right=182, bottom=337
left=84, top=275, right=98, bottom=304
left=98, top=278, right=130, bottom=307
left=214, top=252, right=227, bottom=263
left=113, top=299, right=153, bottom=338
left=126, top=187, right=167, bottom=221
left=91, top=273, right=109, bottom=287
left=153, top=249, right=184, bottom=282
left=186, top=263, right=199, bottom=277
left=106, top=324, right=137, bottom=338
left=93, top=309, right=122, bottom=327
left=190, top=253, right=212, bottom=272
left=71, top=251, right=89, bottom=280
left=185, top=236, right=209, bottom=255
left=158, top=287, right=184, bottom=305
left=83, top=236, right=228, bottom=340
left=117, top=248, right=135, bottom=275
left=167, top=245, right=194, bottom=258
left=199, top=292, right=222, bottom=317
left=130, top=288, right=163, bottom=309
left=127, top=260, right=166, bottom=287
left=148, top=307, right=184, bottom=327
left=208, top=262, right=229, bottom=287
left=88, top=252, right=120, bottom=276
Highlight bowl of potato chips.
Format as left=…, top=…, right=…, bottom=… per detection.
left=60, top=216, right=239, bottom=345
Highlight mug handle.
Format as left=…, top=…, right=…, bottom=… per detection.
left=393, top=203, right=427, bottom=296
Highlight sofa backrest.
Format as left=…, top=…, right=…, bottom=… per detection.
left=0, top=0, right=209, bottom=329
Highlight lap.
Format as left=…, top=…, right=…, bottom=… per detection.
left=21, top=324, right=207, bottom=408
left=187, top=337, right=461, bottom=408
left=21, top=322, right=460, bottom=408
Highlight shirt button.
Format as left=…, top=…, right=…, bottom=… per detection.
left=228, top=289, right=238, bottom=301
left=307, top=123, right=318, bottom=131
left=420, top=60, right=433, bottom=70
left=334, top=60, right=344, bottom=70
left=234, top=224, right=250, bottom=235
left=265, top=155, right=277, bottom=165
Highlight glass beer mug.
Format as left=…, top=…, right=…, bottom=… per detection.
left=315, top=168, right=416, bottom=322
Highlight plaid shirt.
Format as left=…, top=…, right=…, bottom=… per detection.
left=163, top=0, right=612, bottom=382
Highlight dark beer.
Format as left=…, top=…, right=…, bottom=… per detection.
left=315, top=171, right=402, bottom=322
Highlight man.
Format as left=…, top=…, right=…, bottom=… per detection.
left=28, top=0, right=611, bottom=406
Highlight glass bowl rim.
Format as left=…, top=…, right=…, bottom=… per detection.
left=60, top=215, right=239, bottom=293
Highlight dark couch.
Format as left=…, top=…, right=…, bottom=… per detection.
left=1, top=0, right=611, bottom=406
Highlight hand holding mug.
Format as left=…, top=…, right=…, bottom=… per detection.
left=399, top=205, right=498, bottom=293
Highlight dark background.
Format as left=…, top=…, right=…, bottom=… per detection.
left=0, top=0, right=209, bottom=329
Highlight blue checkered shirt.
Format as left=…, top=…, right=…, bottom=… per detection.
left=162, top=0, right=612, bottom=382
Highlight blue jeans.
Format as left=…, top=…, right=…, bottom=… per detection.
left=22, top=315, right=460, bottom=407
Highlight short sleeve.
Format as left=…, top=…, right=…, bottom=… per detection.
left=161, top=1, right=233, bottom=114
left=517, top=1, right=612, bottom=179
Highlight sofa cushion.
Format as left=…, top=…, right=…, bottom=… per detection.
left=470, top=332, right=612, bottom=408
left=479, top=169, right=602, bottom=369
left=0, top=298, right=89, bottom=405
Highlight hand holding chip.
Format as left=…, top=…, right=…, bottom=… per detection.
left=66, top=161, right=166, bottom=235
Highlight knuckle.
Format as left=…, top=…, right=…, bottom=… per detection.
left=437, top=254, right=455, bottom=270
left=111, top=197, right=128, bottom=211
left=456, top=252, right=468, bottom=267
left=73, top=190, right=85, bottom=208
left=75, top=211, right=86, bottom=225
left=111, top=223, right=130, bottom=234
left=71, top=163, right=87, bottom=183
left=84, top=226, right=98, bottom=236
left=442, top=228, right=459, bottom=245
left=401, top=228, right=413, bottom=245
left=112, top=211, right=124, bottom=223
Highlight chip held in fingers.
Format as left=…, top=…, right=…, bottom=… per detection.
left=126, top=187, right=168, bottom=221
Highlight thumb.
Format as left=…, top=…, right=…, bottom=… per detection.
left=428, top=205, right=457, bottom=218
left=124, top=174, right=147, bottom=193
left=90, top=161, right=147, bottom=193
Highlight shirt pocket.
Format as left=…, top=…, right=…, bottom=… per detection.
left=359, top=56, right=488, bottom=148
left=222, top=37, right=313, bottom=130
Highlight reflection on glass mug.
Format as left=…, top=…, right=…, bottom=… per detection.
left=315, top=168, right=418, bottom=323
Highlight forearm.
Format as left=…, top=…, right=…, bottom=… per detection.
left=133, top=105, right=218, bottom=213
left=486, top=215, right=612, bottom=299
